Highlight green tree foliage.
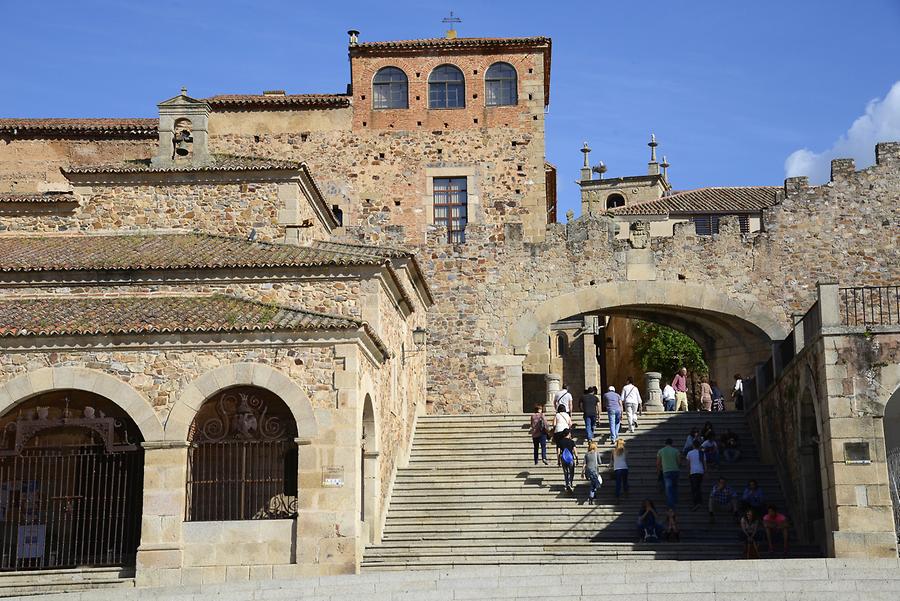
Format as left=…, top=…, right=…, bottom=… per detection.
left=632, top=320, right=707, bottom=378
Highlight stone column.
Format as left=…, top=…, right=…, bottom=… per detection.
left=583, top=335, right=600, bottom=391
left=135, top=441, right=189, bottom=587
left=545, top=373, right=561, bottom=412
left=643, top=372, right=664, bottom=412
left=817, top=280, right=840, bottom=327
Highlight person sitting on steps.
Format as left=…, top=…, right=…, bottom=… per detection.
left=763, top=504, right=790, bottom=554
left=722, top=429, right=741, bottom=463
left=663, top=508, right=680, bottom=542
left=637, top=499, right=662, bottom=542
left=708, top=477, right=739, bottom=523
left=740, top=479, right=765, bottom=515
left=739, top=508, right=762, bottom=559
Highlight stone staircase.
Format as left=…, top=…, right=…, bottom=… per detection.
left=0, top=567, right=134, bottom=597
left=363, top=411, right=821, bottom=570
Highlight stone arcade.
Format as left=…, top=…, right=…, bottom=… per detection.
left=0, top=28, right=898, bottom=589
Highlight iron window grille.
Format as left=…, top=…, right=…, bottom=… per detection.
left=428, top=65, right=466, bottom=109
left=690, top=214, right=750, bottom=235
left=186, top=387, right=298, bottom=522
left=485, top=62, right=518, bottom=106
left=372, top=67, right=409, bottom=109
left=433, top=177, right=468, bottom=244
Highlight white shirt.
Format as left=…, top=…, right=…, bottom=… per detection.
left=554, top=389, right=572, bottom=412
left=734, top=379, right=743, bottom=393
left=687, top=449, right=705, bottom=474
left=554, top=412, right=572, bottom=433
left=621, top=383, right=642, bottom=406
left=662, top=384, right=676, bottom=401
left=613, top=451, right=629, bottom=471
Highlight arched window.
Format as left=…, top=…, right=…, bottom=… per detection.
left=606, top=193, right=625, bottom=209
left=485, top=62, right=517, bottom=106
left=372, top=67, right=408, bottom=109
left=186, top=386, right=298, bottom=521
left=556, top=332, right=569, bottom=357
left=428, top=64, right=465, bottom=109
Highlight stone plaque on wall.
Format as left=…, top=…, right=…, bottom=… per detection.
left=322, top=466, right=345, bottom=487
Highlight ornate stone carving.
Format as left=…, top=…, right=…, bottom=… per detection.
left=628, top=221, right=650, bottom=249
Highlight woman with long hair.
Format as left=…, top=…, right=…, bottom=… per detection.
left=582, top=440, right=602, bottom=504
left=613, top=438, right=629, bottom=499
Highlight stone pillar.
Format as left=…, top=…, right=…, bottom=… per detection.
left=643, top=372, right=664, bottom=412
left=792, top=313, right=805, bottom=354
left=817, top=280, right=841, bottom=328
left=583, top=335, right=600, bottom=390
left=135, top=441, right=189, bottom=587
left=545, top=373, right=561, bottom=413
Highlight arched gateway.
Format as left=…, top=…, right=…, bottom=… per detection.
left=0, top=390, right=144, bottom=571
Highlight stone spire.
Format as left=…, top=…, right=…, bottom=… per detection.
left=647, top=133, right=660, bottom=176
left=660, top=155, right=670, bottom=181
left=580, top=141, right=592, bottom=181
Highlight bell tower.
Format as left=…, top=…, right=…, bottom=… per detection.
left=151, top=87, right=213, bottom=168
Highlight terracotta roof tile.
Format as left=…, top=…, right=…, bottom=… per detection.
left=0, top=295, right=361, bottom=338
left=0, top=118, right=157, bottom=137
left=0, top=233, right=408, bottom=273
left=0, top=192, right=77, bottom=204
left=62, top=154, right=301, bottom=175
left=352, top=36, right=550, bottom=51
left=204, top=94, right=350, bottom=110
left=608, top=186, right=779, bottom=216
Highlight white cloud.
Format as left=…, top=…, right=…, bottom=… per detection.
left=785, top=81, right=900, bottom=183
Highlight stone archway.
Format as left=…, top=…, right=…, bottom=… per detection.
left=884, top=382, right=900, bottom=543
left=0, top=367, right=164, bottom=443
left=166, top=363, right=318, bottom=442
left=510, top=282, right=789, bottom=411
left=360, top=393, right=380, bottom=543
left=798, top=380, right=826, bottom=548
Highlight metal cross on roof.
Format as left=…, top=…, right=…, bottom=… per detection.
left=442, top=11, right=462, bottom=25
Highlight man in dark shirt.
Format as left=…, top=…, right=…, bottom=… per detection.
left=581, top=386, right=600, bottom=441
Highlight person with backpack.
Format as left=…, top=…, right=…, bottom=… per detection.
left=557, top=430, right=579, bottom=494
left=582, top=441, right=602, bottom=504
left=637, top=499, right=662, bottom=542
left=620, top=376, right=642, bottom=433
left=581, top=386, right=600, bottom=441
left=528, top=403, right=550, bottom=465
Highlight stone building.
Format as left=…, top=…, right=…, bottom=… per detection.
left=0, top=26, right=899, bottom=583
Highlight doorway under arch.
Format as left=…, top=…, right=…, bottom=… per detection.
left=360, top=394, right=380, bottom=544
left=884, top=385, right=900, bottom=543
left=0, top=390, right=144, bottom=571
left=798, top=386, right=826, bottom=548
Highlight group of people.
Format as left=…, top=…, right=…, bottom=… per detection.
left=528, top=397, right=790, bottom=556
left=660, top=368, right=744, bottom=412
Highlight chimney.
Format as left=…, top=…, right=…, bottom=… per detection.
left=348, top=29, right=360, bottom=46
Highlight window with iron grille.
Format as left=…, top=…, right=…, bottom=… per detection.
left=186, top=387, right=298, bottom=521
left=485, top=62, right=517, bottom=106
left=428, top=65, right=466, bottom=109
left=372, top=67, right=408, bottom=109
left=690, top=214, right=750, bottom=235
left=433, top=177, right=468, bottom=244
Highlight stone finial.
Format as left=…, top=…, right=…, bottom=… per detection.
left=580, top=142, right=592, bottom=181
left=347, top=29, right=360, bottom=46
left=180, top=86, right=187, bottom=96
left=830, top=158, right=855, bottom=182
left=647, top=133, right=660, bottom=175
left=565, top=209, right=575, bottom=222
left=660, top=155, right=670, bottom=180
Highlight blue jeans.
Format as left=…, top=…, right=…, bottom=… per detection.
left=532, top=433, right=547, bottom=463
left=663, top=470, right=679, bottom=508
left=615, top=468, right=629, bottom=497
left=607, top=410, right=621, bottom=442
left=562, top=463, right=575, bottom=489
left=586, top=469, right=601, bottom=498
left=663, top=398, right=675, bottom=411
left=584, top=415, right=598, bottom=440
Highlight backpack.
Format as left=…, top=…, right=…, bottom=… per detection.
left=642, top=528, right=659, bottom=543
left=561, top=447, right=574, bottom=466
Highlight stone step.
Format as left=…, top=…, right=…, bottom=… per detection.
left=0, top=567, right=134, bottom=598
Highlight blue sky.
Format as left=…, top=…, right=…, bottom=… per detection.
left=2, top=0, right=899, bottom=217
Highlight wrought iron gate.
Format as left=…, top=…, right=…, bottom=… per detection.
left=0, top=406, right=143, bottom=571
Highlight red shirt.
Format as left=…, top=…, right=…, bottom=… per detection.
left=763, top=512, right=787, bottom=526
left=672, top=374, right=687, bottom=392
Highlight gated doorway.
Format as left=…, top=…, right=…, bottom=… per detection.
left=0, top=390, right=144, bottom=571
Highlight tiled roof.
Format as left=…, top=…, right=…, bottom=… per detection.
left=0, top=118, right=157, bottom=137
left=0, top=295, right=362, bottom=338
left=608, top=186, right=779, bottom=216
left=353, top=36, right=550, bottom=51
left=204, top=94, right=350, bottom=110
left=0, top=192, right=77, bottom=204
left=0, top=233, right=410, bottom=273
left=62, top=154, right=301, bottom=175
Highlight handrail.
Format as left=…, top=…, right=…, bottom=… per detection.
left=839, top=285, right=900, bottom=326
